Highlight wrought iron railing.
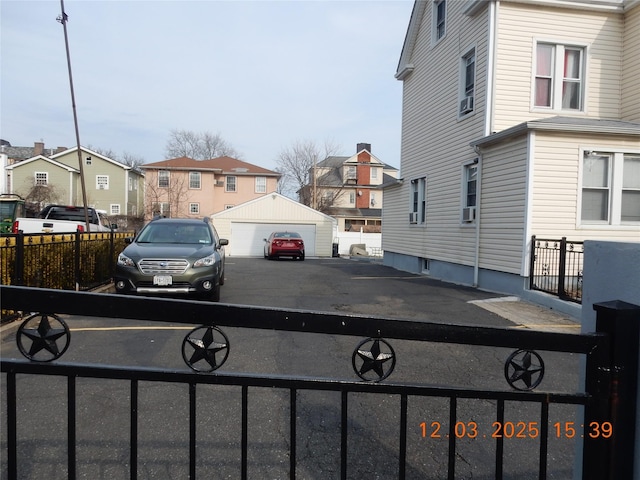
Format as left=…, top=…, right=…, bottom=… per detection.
left=529, top=236, right=584, bottom=303
left=2, top=286, right=639, bottom=479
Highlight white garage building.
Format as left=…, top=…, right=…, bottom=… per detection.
left=211, top=193, right=337, bottom=257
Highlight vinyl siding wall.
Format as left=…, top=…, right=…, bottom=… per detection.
left=493, top=2, right=624, bottom=131
left=531, top=131, right=640, bottom=241
left=478, top=135, right=528, bottom=274
left=11, top=160, right=75, bottom=205
left=384, top=1, right=489, bottom=266
left=622, top=4, right=640, bottom=121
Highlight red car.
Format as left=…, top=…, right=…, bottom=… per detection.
left=264, top=231, right=305, bottom=260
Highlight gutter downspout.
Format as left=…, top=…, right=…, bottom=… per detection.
left=474, top=0, right=498, bottom=287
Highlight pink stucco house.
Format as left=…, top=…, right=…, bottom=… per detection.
left=141, top=156, right=281, bottom=220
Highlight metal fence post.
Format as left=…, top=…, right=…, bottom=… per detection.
left=74, top=230, right=81, bottom=291
left=583, top=300, right=640, bottom=479
left=15, top=231, right=24, bottom=286
left=558, top=237, right=567, bottom=300
left=529, top=235, right=536, bottom=290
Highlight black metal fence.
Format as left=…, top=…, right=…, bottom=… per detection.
left=529, top=236, right=584, bottom=303
left=0, top=231, right=133, bottom=290
left=2, top=286, right=639, bottom=479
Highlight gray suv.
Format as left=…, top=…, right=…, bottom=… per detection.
left=114, top=217, right=228, bottom=301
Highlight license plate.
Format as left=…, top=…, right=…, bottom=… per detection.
left=283, top=242, right=295, bottom=247
left=153, top=275, right=172, bottom=286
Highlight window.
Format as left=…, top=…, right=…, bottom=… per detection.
left=371, top=168, right=378, bottom=180
left=350, top=192, right=355, bottom=204
left=128, top=177, right=133, bottom=191
left=433, top=0, right=446, bottom=42
left=581, top=152, right=640, bottom=224
left=226, top=176, right=237, bottom=192
left=534, top=43, right=584, bottom=111
left=410, top=177, right=426, bottom=224
left=152, top=202, right=171, bottom=217
left=35, top=172, right=48, bottom=186
left=462, top=163, right=478, bottom=223
left=110, top=204, right=120, bottom=215
left=189, top=171, right=201, bottom=189
left=189, top=203, right=200, bottom=214
left=370, top=192, right=377, bottom=207
left=158, top=170, right=170, bottom=188
left=85, top=157, right=92, bottom=165
left=346, top=166, right=357, bottom=181
left=96, top=175, right=109, bottom=190
left=460, top=49, right=475, bottom=115
left=255, top=176, right=266, bottom=193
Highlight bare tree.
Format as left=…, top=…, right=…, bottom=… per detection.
left=276, top=139, right=342, bottom=207
left=144, top=173, right=190, bottom=219
left=85, top=145, right=146, bottom=168
left=19, top=183, right=63, bottom=215
left=165, top=129, right=240, bottom=160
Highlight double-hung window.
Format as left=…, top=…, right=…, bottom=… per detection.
left=189, top=172, right=201, bottom=189
left=110, top=204, right=120, bottom=215
left=158, top=170, right=170, bottom=188
left=410, top=177, right=426, bottom=224
left=226, top=176, right=237, bottom=192
left=433, top=0, right=446, bottom=43
left=255, top=176, right=266, bottom=193
left=35, top=172, right=48, bottom=186
left=96, top=175, right=109, bottom=190
left=460, top=49, right=476, bottom=115
left=534, top=43, right=585, bottom=111
left=581, top=152, right=640, bottom=224
left=462, top=163, right=477, bottom=224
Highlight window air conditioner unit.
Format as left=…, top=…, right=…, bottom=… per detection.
left=215, top=181, right=224, bottom=187
left=462, top=206, right=476, bottom=222
left=409, top=212, right=418, bottom=223
left=460, top=96, right=474, bottom=114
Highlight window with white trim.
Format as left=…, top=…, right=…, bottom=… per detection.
left=96, top=175, right=109, bottom=190
left=371, top=168, right=378, bottom=180
left=189, top=203, right=200, bottom=214
left=110, top=204, right=120, bottom=215
left=349, top=192, right=355, bottom=204
left=534, top=43, right=585, bottom=111
left=189, top=171, right=201, bottom=189
left=158, top=170, right=170, bottom=188
left=255, top=176, right=266, bottom=193
left=226, top=176, right=237, bottom=192
left=35, top=172, right=48, bottom=186
left=433, top=0, right=446, bottom=43
left=85, top=157, right=92, bottom=166
left=410, top=177, right=426, bottom=224
left=462, top=163, right=477, bottom=224
left=581, top=152, right=640, bottom=224
left=459, top=49, right=475, bottom=115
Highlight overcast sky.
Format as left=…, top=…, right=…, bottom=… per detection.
left=1, top=0, right=413, bottom=171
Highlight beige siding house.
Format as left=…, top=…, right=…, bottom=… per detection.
left=142, top=157, right=280, bottom=220
left=6, top=146, right=144, bottom=217
left=383, top=0, right=640, bottom=301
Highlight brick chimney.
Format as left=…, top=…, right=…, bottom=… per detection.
left=34, top=142, right=44, bottom=156
left=55, top=146, right=67, bottom=154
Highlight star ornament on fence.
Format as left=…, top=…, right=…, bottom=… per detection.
left=17, top=313, right=71, bottom=362
left=504, top=349, right=545, bottom=391
left=352, top=338, right=396, bottom=382
left=182, top=325, right=230, bottom=373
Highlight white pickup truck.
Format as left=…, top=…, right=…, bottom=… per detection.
left=12, top=205, right=117, bottom=234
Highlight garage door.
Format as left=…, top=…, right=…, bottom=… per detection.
left=230, top=223, right=317, bottom=257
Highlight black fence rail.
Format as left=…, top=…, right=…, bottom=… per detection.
left=529, top=236, right=584, bottom=303
left=2, top=286, right=639, bottom=480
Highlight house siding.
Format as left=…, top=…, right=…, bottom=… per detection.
left=479, top=135, right=528, bottom=274
left=385, top=1, right=489, bottom=266
left=494, top=2, right=624, bottom=130
left=622, top=4, right=640, bottom=121
left=531, top=131, right=640, bottom=241
left=11, top=159, right=74, bottom=204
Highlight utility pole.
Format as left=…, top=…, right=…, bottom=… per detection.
left=57, top=0, right=90, bottom=232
